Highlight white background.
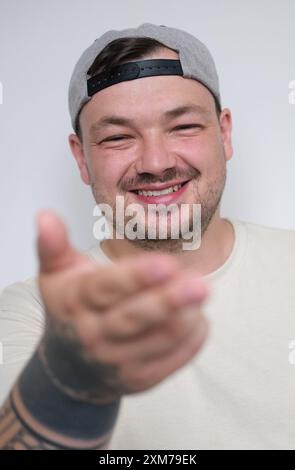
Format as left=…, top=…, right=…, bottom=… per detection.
left=0, top=0, right=294, bottom=287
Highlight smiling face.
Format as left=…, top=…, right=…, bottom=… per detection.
left=69, top=47, right=233, bottom=253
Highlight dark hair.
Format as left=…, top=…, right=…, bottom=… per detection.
left=75, top=37, right=221, bottom=141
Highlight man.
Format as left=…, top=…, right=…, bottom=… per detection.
left=0, top=23, right=294, bottom=450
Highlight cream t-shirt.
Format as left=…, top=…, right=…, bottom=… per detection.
left=0, top=218, right=295, bottom=449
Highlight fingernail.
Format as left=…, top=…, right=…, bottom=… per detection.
left=142, top=255, right=177, bottom=283
left=178, top=278, right=207, bottom=303
left=149, top=261, right=176, bottom=281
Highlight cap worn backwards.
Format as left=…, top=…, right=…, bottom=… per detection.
left=68, top=23, right=221, bottom=131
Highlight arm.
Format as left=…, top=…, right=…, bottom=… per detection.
left=0, top=210, right=209, bottom=450
left=0, top=337, right=121, bottom=450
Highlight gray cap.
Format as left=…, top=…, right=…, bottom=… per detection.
left=68, top=22, right=221, bottom=131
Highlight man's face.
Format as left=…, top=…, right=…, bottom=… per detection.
left=70, top=48, right=233, bottom=253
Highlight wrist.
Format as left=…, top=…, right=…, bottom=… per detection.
left=41, top=315, right=124, bottom=404
left=13, top=347, right=121, bottom=449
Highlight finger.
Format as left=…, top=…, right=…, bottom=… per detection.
left=96, top=309, right=205, bottom=364
left=36, top=210, right=81, bottom=274
left=123, top=315, right=209, bottom=392
left=101, top=274, right=209, bottom=340
left=79, top=253, right=180, bottom=310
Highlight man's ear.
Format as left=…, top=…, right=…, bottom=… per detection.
left=68, top=133, right=91, bottom=185
left=219, top=108, right=233, bottom=162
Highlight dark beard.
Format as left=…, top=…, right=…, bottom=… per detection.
left=125, top=182, right=224, bottom=253
left=91, top=162, right=226, bottom=254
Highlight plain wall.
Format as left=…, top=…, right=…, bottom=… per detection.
left=0, top=0, right=295, bottom=287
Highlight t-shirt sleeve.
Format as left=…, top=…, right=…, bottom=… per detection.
left=0, top=276, right=45, bottom=405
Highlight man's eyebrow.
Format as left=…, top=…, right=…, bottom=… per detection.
left=89, top=104, right=210, bottom=134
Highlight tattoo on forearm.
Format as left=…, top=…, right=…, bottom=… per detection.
left=0, top=312, right=128, bottom=450
left=0, top=338, right=121, bottom=450
left=41, top=315, right=132, bottom=403
left=0, top=395, right=65, bottom=449
left=0, top=384, right=115, bottom=450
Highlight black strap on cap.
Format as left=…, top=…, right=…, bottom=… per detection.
left=87, top=59, right=183, bottom=97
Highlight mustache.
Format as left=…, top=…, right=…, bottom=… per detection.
left=120, top=168, right=200, bottom=192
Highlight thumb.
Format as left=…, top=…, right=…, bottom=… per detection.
left=36, top=209, right=78, bottom=274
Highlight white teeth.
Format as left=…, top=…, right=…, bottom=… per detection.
left=137, top=183, right=182, bottom=196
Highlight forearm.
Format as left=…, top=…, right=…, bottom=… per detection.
left=0, top=347, right=121, bottom=450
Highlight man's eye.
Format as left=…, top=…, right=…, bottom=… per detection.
left=174, top=124, right=202, bottom=130
left=104, top=135, right=128, bottom=142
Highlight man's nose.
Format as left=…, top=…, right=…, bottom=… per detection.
left=134, top=133, right=177, bottom=175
